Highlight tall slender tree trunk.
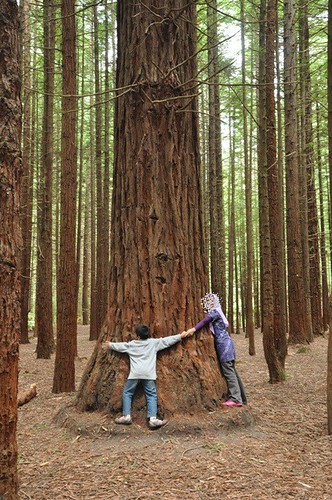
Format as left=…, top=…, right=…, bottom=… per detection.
left=227, top=115, right=235, bottom=333
left=0, top=1, right=21, bottom=495
left=76, top=9, right=86, bottom=323
left=207, top=0, right=222, bottom=298
left=316, top=105, right=329, bottom=331
left=82, top=193, right=90, bottom=325
left=90, top=4, right=105, bottom=341
left=299, top=0, right=323, bottom=336
left=284, top=0, right=308, bottom=343
left=327, top=0, right=332, bottom=435
left=53, top=0, right=78, bottom=393
left=258, top=0, right=280, bottom=383
left=266, top=0, right=286, bottom=378
left=241, top=0, right=255, bottom=355
left=76, top=0, right=225, bottom=415
left=89, top=28, right=97, bottom=341
left=103, top=0, right=111, bottom=321
left=36, top=0, right=55, bottom=358
left=20, top=0, right=33, bottom=344
left=275, top=4, right=288, bottom=334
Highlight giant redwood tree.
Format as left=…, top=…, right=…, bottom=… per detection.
left=0, top=0, right=21, bottom=496
left=76, top=0, right=225, bottom=415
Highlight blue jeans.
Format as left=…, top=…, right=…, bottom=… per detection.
left=122, top=379, right=157, bottom=418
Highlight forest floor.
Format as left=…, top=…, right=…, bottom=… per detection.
left=17, top=326, right=331, bottom=500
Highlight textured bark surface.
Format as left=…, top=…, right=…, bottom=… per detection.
left=20, top=0, right=33, bottom=345
left=258, top=0, right=280, bottom=384
left=284, top=0, right=308, bottom=344
left=0, top=1, right=21, bottom=496
left=265, top=0, right=286, bottom=378
left=76, top=0, right=225, bottom=415
left=241, top=0, right=254, bottom=355
left=53, top=0, right=77, bottom=393
left=299, top=0, right=323, bottom=337
left=36, top=0, right=55, bottom=359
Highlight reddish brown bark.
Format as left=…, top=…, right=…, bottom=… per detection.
left=0, top=1, right=21, bottom=496
left=265, top=0, right=286, bottom=378
left=20, top=0, right=33, bottom=344
left=36, top=0, right=55, bottom=358
left=53, top=0, right=77, bottom=393
left=76, top=0, right=225, bottom=415
left=299, top=0, right=323, bottom=337
left=284, top=0, right=308, bottom=343
left=241, top=0, right=254, bottom=355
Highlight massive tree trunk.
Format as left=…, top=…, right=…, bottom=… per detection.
left=0, top=1, right=21, bottom=496
left=76, top=0, right=225, bottom=415
left=53, top=0, right=77, bottom=393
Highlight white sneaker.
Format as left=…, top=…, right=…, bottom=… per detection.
left=114, top=415, right=132, bottom=425
left=149, top=417, right=168, bottom=429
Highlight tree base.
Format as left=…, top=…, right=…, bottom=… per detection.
left=53, top=402, right=255, bottom=439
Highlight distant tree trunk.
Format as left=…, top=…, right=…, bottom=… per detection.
left=329, top=0, right=332, bottom=287
left=103, top=0, right=111, bottom=316
left=258, top=0, right=280, bottom=383
left=82, top=195, right=90, bottom=325
left=36, top=0, right=55, bottom=358
left=89, top=34, right=97, bottom=340
left=265, top=0, right=286, bottom=378
left=76, top=0, right=225, bottom=415
left=241, top=0, right=254, bottom=355
left=89, top=4, right=105, bottom=341
left=254, top=243, right=261, bottom=329
left=53, top=0, right=77, bottom=393
left=328, top=296, right=332, bottom=434
left=298, top=9, right=313, bottom=344
left=240, top=243, right=246, bottom=332
left=328, top=0, right=332, bottom=435
left=207, top=0, right=222, bottom=298
left=76, top=9, right=86, bottom=323
left=299, top=0, right=323, bottom=337
left=275, top=4, right=288, bottom=333
left=0, top=1, right=21, bottom=495
left=20, top=0, right=32, bottom=344
left=28, top=19, right=38, bottom=317
left=316, top=105, right=329, bottom=331
left=227, top=115, right=235, bottom=333
left=284, top=0, right=308, bottom=343
left=234, top=230, right=241, bottom=335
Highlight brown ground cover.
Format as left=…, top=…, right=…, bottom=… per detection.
left=18, top=326, right=331, bottom=499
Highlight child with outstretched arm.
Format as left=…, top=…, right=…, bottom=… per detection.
left=186, top=293, right=247, bottom=407
left=103, top=324, right=194, bottom=428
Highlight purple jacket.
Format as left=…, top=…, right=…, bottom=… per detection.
left=194, top=309, right=236, bottom=363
